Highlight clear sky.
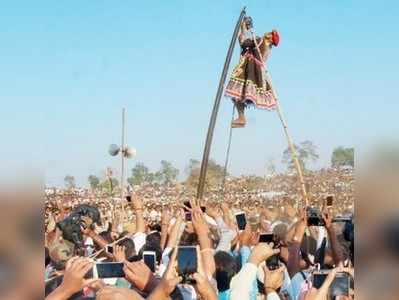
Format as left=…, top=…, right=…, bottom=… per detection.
left=0, top=1, right=398, bottom=187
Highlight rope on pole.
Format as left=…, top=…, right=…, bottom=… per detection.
left=220, top=105, right=236, bottom=200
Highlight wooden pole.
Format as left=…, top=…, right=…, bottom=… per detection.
left=196, top=7, right=246, bottom=204
left=249, top=28, right=309, bottom=207
left=264, top=73, right=309, bottom=206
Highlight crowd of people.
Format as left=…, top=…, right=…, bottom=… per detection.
left=45, top=167, right=354, bottom=300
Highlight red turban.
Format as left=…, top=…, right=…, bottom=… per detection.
left=271, top=30, right=280, bottom=47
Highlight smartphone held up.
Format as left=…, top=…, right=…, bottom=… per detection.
left=235, top=212, right=247, bottom=230
left=177, top=246, right=197, bottom=283
left=85, top=262, right=125, bottom=279
left=143, top=251, right=156, bottom=272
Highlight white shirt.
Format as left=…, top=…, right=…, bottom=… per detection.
left=130, top=232, right=146, bottom=253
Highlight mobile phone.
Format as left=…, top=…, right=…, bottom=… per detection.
left=185, top=211, right=192, bottom=221
left=307, top=207, right=325, bottom=226
left=85, top=262, right=125, bottom=279
left=259, top=234, right=274, bottom=243
left=128, top=255, right=141, bottom=262
left=126, top=195, right=132, bottom=203
left=313, top=271, right=350, bottom=296
left=326, top=196, right=333, bottom=207
left=312, top=271, right=329, bottom=289
left=143, top=251, right=156, bottom=272
left=235, top=212, right=247, bottom=230
left=266, top=254, right=280, bottom=270
left=183, top=201, right=206, bottom=213
left=330, top=272, right=350, bottom=297
left=177, top=246, right=197, bottom=283
left=105, top=244, right=114, bottom=254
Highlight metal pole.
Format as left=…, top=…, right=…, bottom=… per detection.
left=196, top=7, right=246, bottom=202
left=121, top=108, right=126, bottom=214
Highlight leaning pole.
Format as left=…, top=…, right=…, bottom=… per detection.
left=196, top=7, right=246, bottom=202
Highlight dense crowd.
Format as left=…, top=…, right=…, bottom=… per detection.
left=45, top=167, right=354, bottom=300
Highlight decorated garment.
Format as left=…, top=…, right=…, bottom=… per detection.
left=225, top=36, right=277, bottom=110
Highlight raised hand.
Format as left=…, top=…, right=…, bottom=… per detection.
left=263, top=265, right=284, bottom=295
left=206, top=204, right=220, bottom=219
left=57, top=257, right=100, bottom=297
left=191, top=205, right=209, bottom=236
left=132, top=196, right=143, bottom=211
left=161, top=208, right=171, bottom=227
left=248, top=243, right=280, bottom=267
left=162, top=247, right=182, bottom=294
left=285, top=204, right=297, bottom=219
left=147, top=247, right=182, bottom=300
left=239, top=224, right=252, bottom=247
left=322, top=209, right=333, bottom=229
left=113, top=245, right=126, bottom=263
left=124, top=261, right=155, bottom=291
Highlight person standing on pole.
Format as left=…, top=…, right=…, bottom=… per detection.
left=225, top=16, right=280, bottom=128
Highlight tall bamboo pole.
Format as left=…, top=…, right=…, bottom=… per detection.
left=250, top=28, right=309, bottom=207
left=265, top=73, right=309, bottom=206
left=196, top=7, right=246, bottom=204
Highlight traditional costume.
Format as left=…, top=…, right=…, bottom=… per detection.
left=225, top=25, right=280, bottom=127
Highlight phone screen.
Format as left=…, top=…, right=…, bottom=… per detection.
left=313, top=272, right=349, bottom=295
left=96, top=262, right=125, bottom=278
left=185, top=211, right=192, bottom=221
left=331, top=273, right=349, bottom=296
left=126, top=195, right=132, bottom=203
left=259, top=234, right=274, bottom=243
left=313, top=273, right=328, bottom=289
left=235, top=213, right=246, bottom=230
left=177, top=246, right=197, bottom=280
left=143, top=253, right=156, bottom=272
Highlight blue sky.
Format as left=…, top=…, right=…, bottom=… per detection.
left=0, top=1, right=398, bottom=187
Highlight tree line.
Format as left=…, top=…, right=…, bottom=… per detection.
left=63, top=143, right=354, bottom=190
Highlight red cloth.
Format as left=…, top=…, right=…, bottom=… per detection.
left=271, top=30, right=280, bottom=46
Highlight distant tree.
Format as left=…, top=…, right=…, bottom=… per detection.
left=153, top=171, right=163, bottom=183
left=282, top=140, right=319, bottom=171
left=185, top=159, right=225, bottom=191
left=158, top=160, right=179, bottom=184
left=101, top=177, right=119, bottom=194
left=266, top=158, right=276, bottom=176
left=331, top=147, right=354, bottom=167
left=185, top=159, right=200, bottom=175
left=243, top=175, right=265, bottom=191
left=64, top=175, right=76, bottom=189
left=127, top=162, right=151, bottom=186
left=88, top=175, right=100, bottom=190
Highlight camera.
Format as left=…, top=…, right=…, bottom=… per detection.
left=56, top=204, right=101, bottom=248
left=307, top=207, right=325, bottom=226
